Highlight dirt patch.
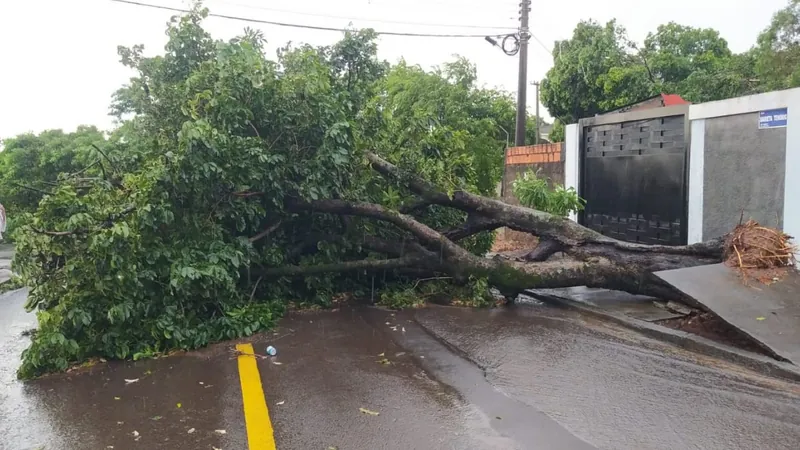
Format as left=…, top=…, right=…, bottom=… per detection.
left=658, top=313, right=767, bottom=355
left=492, top=228, right=538, bottom=252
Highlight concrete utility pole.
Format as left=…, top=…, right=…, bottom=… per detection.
left=515, top=0, right=531, bottom=146
left=532, top=81, right=540, bottom=144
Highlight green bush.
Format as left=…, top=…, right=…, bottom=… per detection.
left=512, top=169, right=586, bottom=216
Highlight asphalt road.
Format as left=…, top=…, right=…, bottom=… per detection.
left=1, top=286, right=800, bottom=449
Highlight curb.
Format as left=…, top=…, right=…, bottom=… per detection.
left=524, top=292, right=800, bottom=383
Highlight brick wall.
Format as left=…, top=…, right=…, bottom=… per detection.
left=502, top=143, right=565, bottom=204
left=495, top=143, right=565, bottom=251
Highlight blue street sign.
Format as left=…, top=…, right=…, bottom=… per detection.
left=759, top=108, right=788, bottom=129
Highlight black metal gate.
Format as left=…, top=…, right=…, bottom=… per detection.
left=578, top=106, right=689, bottom=245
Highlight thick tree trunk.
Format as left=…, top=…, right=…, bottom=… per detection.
left=252, top=152, right=730, bottom=304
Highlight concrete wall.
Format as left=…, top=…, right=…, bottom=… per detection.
left=701, top=113, right=786, bottom=240
left=688, top=88, right=800, bottom=251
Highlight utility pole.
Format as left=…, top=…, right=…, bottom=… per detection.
left=532, top=81, right=540, bottom=144
left=515, top=0, right=531, bottom=147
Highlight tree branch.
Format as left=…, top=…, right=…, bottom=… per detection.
left=249, top=220, right=282, bottom=243
left=443, top=216, right=503, bottom=241
left=11, top=182, right=53, bottom=196
left=366, top=151, right=724, bottom=263
left=91, top=144, right=118, bottom=174
left=523, top=239, right=563, bottom=261
left=257, top=256, right=425, bottom=278
left=287, top=198, right=473, bottom=261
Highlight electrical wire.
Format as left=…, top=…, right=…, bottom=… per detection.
left=110, top=0, right=509, bottom=38
left=212, top=0, right=517, bottom=32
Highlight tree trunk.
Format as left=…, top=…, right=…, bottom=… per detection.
left=250, top=152, right=729, bottom=304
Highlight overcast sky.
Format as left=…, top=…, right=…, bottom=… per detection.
left=0, top=0, right=789, bottom=138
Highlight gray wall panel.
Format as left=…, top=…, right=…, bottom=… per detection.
left=703, top=113, right=786, bottom=240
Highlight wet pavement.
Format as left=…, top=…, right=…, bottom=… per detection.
left=2, top=287, right=800, bottom=449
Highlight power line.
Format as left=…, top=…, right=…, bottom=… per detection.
left=367, top=0, right=518, bottom=10
left=110, top=0, right=508, bottom=38
left=212, top=0, right=517, bottom=31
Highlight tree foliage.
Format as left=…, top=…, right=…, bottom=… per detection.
left=11, top=7, right=518, bottom=378
left=755, top=0, right=800, bottom=90
left=0, top=127, right=107, bottom=241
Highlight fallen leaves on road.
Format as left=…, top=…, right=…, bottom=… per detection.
left=199, top=381, right=204, bottom=385
left=124, top=378, right=139, bottom=384
left=131, top=430, right=140, bottom=439
left=377, top=357, right=391, bottom=365
left=177, top=402, right=182, bottom=408
left=114, top=396, right=121, bottom=400
left=188, top=428, right=196, bottom=434
left=377, top=352, right=385, bottom=357
left=395, top=352, right=406, bottom=357
left=214, top=429, right=227, bottom=435
left=117, top=421, right=124, bottom=425
left=756, top=316, right=766, bottom=321
left=359, top=407, right=380, bottom=416
left=271, top=361, right=283, bottom=365
left=151, top=416, right=162, bottom=421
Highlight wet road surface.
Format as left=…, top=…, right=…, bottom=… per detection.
left=416, top=304, right=800, bottom=450
left=2, top=286, right=800, bottom=449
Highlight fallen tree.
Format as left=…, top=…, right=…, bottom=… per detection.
left=8, top=7, right=733, bottom=378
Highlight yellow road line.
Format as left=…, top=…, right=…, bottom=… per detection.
left=236, top=343, right=277, bottom=450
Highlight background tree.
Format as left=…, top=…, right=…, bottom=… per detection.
left=0, top=127, right=107, bottom=240
left=540, top=19, right=763, bottom=122
left=754, top=0, right=800, bottom=90
left=540, top=20, right=639, bottom=123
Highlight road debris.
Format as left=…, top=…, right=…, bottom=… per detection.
left=266, top=345, right=277, bottom=356
left=359, top=407, right=380, bottom=416
left=188, top=428, right=196, bottom=434
left=276, top=400, right=285, bottom=405
left=124, top=378, right=139, bottom=384
left=214, top=429, right=227, bottom=435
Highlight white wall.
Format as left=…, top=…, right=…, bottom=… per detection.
left=687, top=119, right=706, bottom=244
left=564, top=123, right=580, bottom=223
left=687, top=88, right=800, bottom=263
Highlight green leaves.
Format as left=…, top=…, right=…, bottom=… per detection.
left=512, top=170, right=586, bottom=217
